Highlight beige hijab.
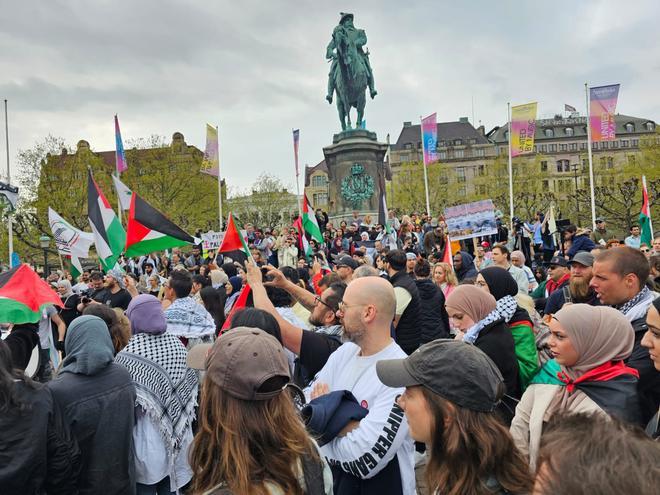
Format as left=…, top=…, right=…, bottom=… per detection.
left=546, top=304, right=635, bottom=417
left=445, top=285, right=497, bottom=322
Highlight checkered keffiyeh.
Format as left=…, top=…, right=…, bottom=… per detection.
left=463, top=295, right=517, bottom=344
left=164, top=296, right=216, bottom=338
left=115, top=333, right=198, bottom=455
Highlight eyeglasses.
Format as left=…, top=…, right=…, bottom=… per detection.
left=314, top=295, right=335, bottom=311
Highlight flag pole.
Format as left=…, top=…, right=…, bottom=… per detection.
left=216, top=125, right=223, bottom=231
left=4, top=100, right=13, bottom=267
left=585, top=83, right=597, bottom=230
left=643, top=175, right=654, bottom=236
left=507, top=102, right=514, bottom=227
left=419, top=116, right=431, bottom=218
left=293, top=129, right=302, bottom=220
left=114, top=115, right=123, bottom=223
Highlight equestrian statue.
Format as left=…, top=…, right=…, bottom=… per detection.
left=326, top=12, right=377, bottom=131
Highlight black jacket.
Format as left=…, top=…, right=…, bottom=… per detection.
left=627, top=317, right=660, bottom=425
left=414, top=279, right=450, bottom=342
left=48, top=363, right=137, bottom=495
left=474, top=319, right=521, bottom=423
left=390, top=271, right=421, bottom=355
left=0, top=382, right=81, bottom=495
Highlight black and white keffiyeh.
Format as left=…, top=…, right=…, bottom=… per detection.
left=115, top=332, right=198, bottom=456
left=615, top=286, right=652, bottom=318
left=463, top=295, right=517, bottom=344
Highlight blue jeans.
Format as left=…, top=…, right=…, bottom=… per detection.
left=136, top=477, right=175, bottom=495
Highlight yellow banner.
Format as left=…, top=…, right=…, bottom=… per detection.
left=510, top=102, right=537, bottom=157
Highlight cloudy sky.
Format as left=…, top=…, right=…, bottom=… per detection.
left=1, top=0, right=659, bottom=194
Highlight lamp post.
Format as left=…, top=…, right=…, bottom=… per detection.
left=571, top=163, right=581, bottom=225
left=39, top=235, right=50, bottom=279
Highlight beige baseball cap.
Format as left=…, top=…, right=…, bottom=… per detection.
left=187, top=327, right=290, bottom=401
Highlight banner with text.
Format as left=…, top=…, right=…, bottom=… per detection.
left=444, top=200, right=498, bottom=241
left=201, top=231, right=225, bottom=251
left=510, top=102, right=538, bottom=157
left=590, top=84, right=620, bottom=142
left=421, top=113, right=438, bottom=166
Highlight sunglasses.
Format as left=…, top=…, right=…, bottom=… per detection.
left=641, top=248, right=650, bottom=253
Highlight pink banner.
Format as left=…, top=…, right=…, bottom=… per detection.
left=421, top=113, right=438, bottom=166
left=590, top=84, right=620, bottom=142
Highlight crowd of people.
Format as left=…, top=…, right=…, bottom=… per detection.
left=1, top=208, right=660, bottom=494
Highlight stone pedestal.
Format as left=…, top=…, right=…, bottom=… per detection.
left=322, top=130, right=389, bottom=223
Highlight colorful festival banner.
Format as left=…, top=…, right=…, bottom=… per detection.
left=202, top=124, right=219, bottom=175
left=293, top=129, right=300, bottom=176
left=421, top=113, right=438, bottom=166
left=510, top=102, right=537, bottom=157
left=444, top=200, right=498, bottom=241
left=589, top=84, right=620, bottom=142
left=114, top=115, right=128, bottom=174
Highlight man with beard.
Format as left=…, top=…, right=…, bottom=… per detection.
left=590, top=247, right=660, bottom=425
left=305, top=276, right=415, bottom=494
left=247, top=263, right=347, bottom=386
left=544, top=252, right=599, bottom=315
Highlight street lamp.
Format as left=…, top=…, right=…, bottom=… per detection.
left=39, top=235, right=50, bottom=279
left=571, top=164, right=581, bottom=225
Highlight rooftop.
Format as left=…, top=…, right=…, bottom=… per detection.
left=391, top=119, right=489, bottom=151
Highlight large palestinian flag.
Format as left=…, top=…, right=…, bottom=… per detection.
left=125, top=192, right=196, bottom=257
left=0, top=264, right=63, bottom=323
left=88, top=170, right=125, bottom=270
left=302, top=194, right=323, bottom=243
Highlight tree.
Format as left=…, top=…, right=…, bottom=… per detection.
left=227, top=173, right=298, bottom=228
left=389, top=161, right=452, bottom=215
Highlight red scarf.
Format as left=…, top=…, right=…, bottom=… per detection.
left=546, top=273, right=570, bottom=295
left=557, top=361, right=639, bottom=393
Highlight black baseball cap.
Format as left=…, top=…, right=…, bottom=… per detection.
left=376, top=339, right=504, bottom=412
left=335, top=255, right=358, bottom=270
left=549, top=256, right=568, bottom=267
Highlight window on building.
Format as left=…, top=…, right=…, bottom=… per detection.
left=625, top=123, right=635, bottom=132
left=570, top=143, right=577, bottom=151
left=543, top=180, right=550, bottom=190
left=541, top=160, right=548, bottom=172
left=565, top=127, right=574, bottom=136
left=646, top=122, right=655, bottom=131
left=632, top=139, right=639, bottom=147
left=549, top=144, right=557, bottom=152
left=400, top=153, right=410, bottom=162
left=454, top=149, right=464, bottom=159
left=439, top=151, right=447, bottom=160
left=580, top=143, right=587, bottom=150
left=621, top=139, right=629, bottom=147
left=556, top=160, right=563, bottom=172
left=544, top=128, right=554, bottom=138
left=540, top=144, right=547, bottom=153
left=611, top=140, right=619, bottom=149
left=602, top=141, right=609, bottom=149
left=504, top=131, right=509, bottom=141
left=454, top=139, right=463, bottom=146
left=458, top=186, right=467, bottom=196
left=474, top=148, right=485, bottom=157
left=560, top=144, right=568, bottom=151
left=564, top=161, right=571, bottom=172
left=457, top=167, right=466, bottom=182
left=476, top=184, right=486, bottom=195
left=477, top=164, right=485, bottom=176
left=311, top=175, right=327, bottom=188
left=469, top=138, right=477, bottom=145
left=404, top=143, right=412, bottom=150
left=592, top=142, right=599, bottom=150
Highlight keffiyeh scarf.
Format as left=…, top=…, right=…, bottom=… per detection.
left=463, top=295, right=517, bottom=344
left=164, top=296, right=216, bottom=338
left=615, top=286, right=653, bottom=320
left=115, top=333, right=198, bottom=456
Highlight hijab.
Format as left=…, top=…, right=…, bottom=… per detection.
left=126, top=294, right=167, bottom=335
left=446, top=285, right=497, bottom=323
left=553, top=304, right=634, bottom=381
left=57, top=279, right=74, bottom=298
left=480, top=266, right=518, bottom=300
left=61, top=315, right=115, bottom=375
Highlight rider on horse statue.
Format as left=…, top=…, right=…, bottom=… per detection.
left=325, top=12, right=377, bottom=105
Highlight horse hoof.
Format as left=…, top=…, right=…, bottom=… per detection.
left=326, top=95, right=333, bottom=104
left=370, top=90, right=378, bottom=99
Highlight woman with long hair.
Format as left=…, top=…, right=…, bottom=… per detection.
left=432, top=262, right=458, bottom=299
left=377, top=339, right=533, bottom=495
left=510, top=304, right=640, bottom=470
left=200, top=285, right=226, bottom=336
left=187, top=327, right=332, bottom=494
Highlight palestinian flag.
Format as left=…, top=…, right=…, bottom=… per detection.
left=294, top=216, right=313, bottom=260
left=640, top=177, right=653, bottom=246
left=125, top=192, right=196, bottom=257
left=302, top=195, right=323, bottom=243
left=218, top=212, right=250, bottom=255
left=220, top=284, right=252, bottom=333
left=0, top=264, right=63, bottom=323
left=88, top=170, right=125, bottom=270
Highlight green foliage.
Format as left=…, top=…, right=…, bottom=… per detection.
left=389, top=161, right=452, bottom=215
left=227, top=173, right=298, bottom=228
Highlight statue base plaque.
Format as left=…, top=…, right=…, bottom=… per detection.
left=322, top=129, right=389, bottom=223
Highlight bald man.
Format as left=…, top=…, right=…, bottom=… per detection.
left=306, top=276, right=415, bottom=494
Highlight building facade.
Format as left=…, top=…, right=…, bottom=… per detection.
left=304, top=160, right=330, bottom=210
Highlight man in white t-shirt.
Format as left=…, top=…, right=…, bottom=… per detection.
left=306, top=276, right=416, bottom=494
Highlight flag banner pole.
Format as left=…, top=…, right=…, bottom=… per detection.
left=293, top=129, right=302, bottom=219
left=419, top=115, right=433, bottom=218
left=585, top=83, right=597, bottom=229
left=216, top=125, right=223, bottom=231
left=4, top=100, right=13, bottom=267
left=643, top=175, right=654, bottom=236
left=507, top=102, right=514, bottom=226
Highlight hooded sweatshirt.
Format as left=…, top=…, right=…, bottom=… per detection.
left=454, top=251, right=478, bottom=282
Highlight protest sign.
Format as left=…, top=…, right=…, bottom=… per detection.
left=201, top=231, right=224, bottom=251
left=444, top=200, right=498, bottom=240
